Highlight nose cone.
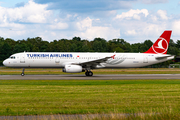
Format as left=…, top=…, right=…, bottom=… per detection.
left=3, top=60, right=7, bottom=66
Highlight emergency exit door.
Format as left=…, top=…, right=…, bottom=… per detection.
left=55, top=57, right=60, bottom=63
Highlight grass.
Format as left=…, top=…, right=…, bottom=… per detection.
left=1, top=67, right=180, bottom=119
left=1, top=67, right=180, bottom=75
left=0, top=79, right=180, bottom=119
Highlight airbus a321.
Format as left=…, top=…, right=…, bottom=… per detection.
left=3, top=30, right=174, bottom=76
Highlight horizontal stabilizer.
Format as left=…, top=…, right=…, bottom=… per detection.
left=155, top=55, right=174, bottom=60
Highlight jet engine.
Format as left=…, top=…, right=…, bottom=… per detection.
left=62, top=65, right=85, bottom=73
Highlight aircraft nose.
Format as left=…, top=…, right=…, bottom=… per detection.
left=3, top=60, right=7, bottom=66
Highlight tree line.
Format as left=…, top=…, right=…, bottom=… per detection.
left=0, top=36, right=179, bottom=67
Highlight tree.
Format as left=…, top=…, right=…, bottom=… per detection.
left=93, top=38, right=107, bottom=52
left=13, top=44, right=22, bottom=53
left=70, top=43, right=77, bottom=52
left=72, top=37, right=81, bottom=41
left=131, top=43, right=141, bottom=52
left=81, top=45, right=90, bottom=52
left=92, top=41, right=103, bottom=52
left=176, top=40, right=180, bottom=49
left=168, top=39, right=179, bottom=55
left=144, top=40, right=153, bottom=49
left=124, top=43, right=132, bottom=52
left=1, top=42, right=12, bottom=60
left=113, top=47, right=124, bottom=52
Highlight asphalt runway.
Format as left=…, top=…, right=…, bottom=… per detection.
left=1, top=74, right=180, bottom=80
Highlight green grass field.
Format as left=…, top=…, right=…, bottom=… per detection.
left=1, top=67, right=180, bottom=75
left=0, top=80, right=180, bottom=119
left=1, top=67, right=180, bottom=119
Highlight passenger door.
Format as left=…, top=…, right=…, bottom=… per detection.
left=20, top=54, right=25, bottom=63
left=143, top=55, right=148, bottom=63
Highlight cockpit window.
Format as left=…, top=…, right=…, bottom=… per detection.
left=9, top=56, right=16, bottom=59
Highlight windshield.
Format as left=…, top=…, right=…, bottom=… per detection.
left=9, top=56, right=15, bottom=59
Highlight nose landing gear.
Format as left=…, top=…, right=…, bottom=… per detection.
left=21, top=68, right=25, bottom=76
left=85, top=70, right=93, bottom=76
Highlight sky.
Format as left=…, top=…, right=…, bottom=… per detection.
left=0, top=0, right=180, bottom=43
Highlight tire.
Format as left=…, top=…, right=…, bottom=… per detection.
left=88, top=71, right=93, bottom=76
left=21, top=73, right=25, bottom=76
left=85, top=72, right=89, bottom=76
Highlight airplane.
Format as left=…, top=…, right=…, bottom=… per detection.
left=3, top=30, right=174, bottom=76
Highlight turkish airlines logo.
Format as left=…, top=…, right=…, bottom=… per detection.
left=152, top=37, right=168, bottom=54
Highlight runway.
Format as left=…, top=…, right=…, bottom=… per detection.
left=1, top=74, right=180, bottom=80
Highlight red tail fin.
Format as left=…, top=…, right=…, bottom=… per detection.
left=144, top=30, right=172, bottom=54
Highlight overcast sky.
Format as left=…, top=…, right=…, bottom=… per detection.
left=0, top=0, right=180, bottom=43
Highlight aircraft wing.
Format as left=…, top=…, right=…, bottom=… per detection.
left=72, top=56, right=113, bottom=68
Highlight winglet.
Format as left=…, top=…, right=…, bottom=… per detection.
left=144, top=30, right=172, bottom=54
left=111, top=55, right=115, bottom=59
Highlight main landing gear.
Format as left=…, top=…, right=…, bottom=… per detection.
left=21, top=68, right=25, bottom=76
left=85, top=70, right=93, bottom=76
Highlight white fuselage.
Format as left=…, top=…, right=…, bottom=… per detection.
left=3, top=52, right=174, bottom=69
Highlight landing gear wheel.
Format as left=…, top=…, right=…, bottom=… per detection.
left=21, top=73, right=25, bottom=76
left=85, top=71, right=89, bottom=76
left=21, top=68, right=25, bottom=76
left=88, top=71, right=93, bottom=76
left=85, top=71, right=93, bottom=76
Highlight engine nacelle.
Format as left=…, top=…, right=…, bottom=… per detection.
left=62, top=65, right=84, bottom=73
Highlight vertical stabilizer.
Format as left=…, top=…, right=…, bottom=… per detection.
left=144, top=30, right=172, bottom=54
